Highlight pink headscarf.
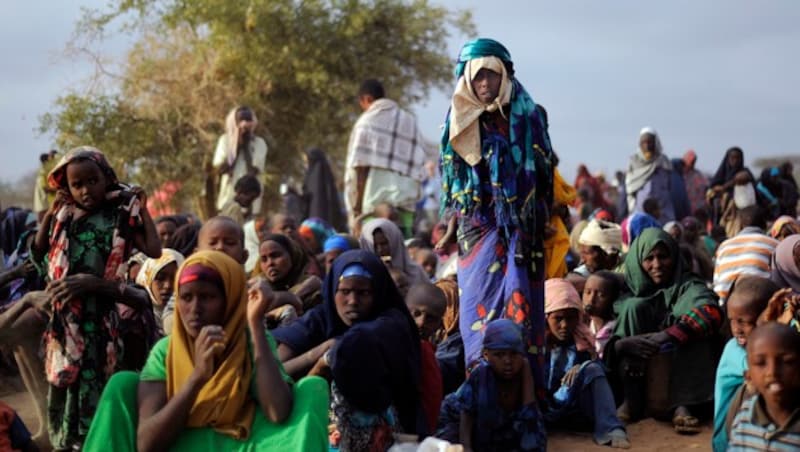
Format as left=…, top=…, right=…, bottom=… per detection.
left=545, top=278, right=595, bottom=352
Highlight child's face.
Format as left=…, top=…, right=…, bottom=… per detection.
left=726, top=294, right=760, bottom=347
left=407, top=300, right=444, bottom=341
left=234, top=190, right=259, bottom=208
left=372, top=230, right=392, bottom=258
left=746, top=330, right=800, bottom=412
left=582, top=276, right=613, bottom=319
left=271, top=216, right=299, bottom=242
left=546, top=308, right=580, bottom=343
left=151, top=262, right=178, bottom=306
left=415, top=250, right=437, bottom=278
left=156, top=221, right=177, bottom=248
left=483, top=348, right=525, bottom=381
left=177, top=280, right=226, bottom=339
left=66, top=159, right=108, bottom=211
left=198, top=220, right=247, bottom=264
left=259, top=240, right=291, bottom=283
left=334, top=276, right=374, bottom=326
left=325, top=249, right=343, bottom=275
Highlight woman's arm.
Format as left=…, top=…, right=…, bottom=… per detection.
left=281, top=339, right=336, bottom=379
left=137, top=326, right=225, bottom=452
left=247, top=282, right=293, bottom=422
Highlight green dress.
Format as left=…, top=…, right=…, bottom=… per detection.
left=82, top=332, right=329, bottom=451
left=45, top=208, right=122, bottom=450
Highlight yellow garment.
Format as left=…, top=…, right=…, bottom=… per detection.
left=448, top=56, right=512, bottom=166
left=544, top=170, right=576, bottom=279
left=166, top=250, right=255, bottom=439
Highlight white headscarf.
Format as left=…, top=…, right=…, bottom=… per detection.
left=447, top=56, right=512, bottom=166
left=579, top=219, right=623, bottom=255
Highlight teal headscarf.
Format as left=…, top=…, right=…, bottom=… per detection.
left=440, top=38, right=553, bottom=241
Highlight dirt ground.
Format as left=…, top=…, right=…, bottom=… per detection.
left=1, top=375, right=711, bottom=451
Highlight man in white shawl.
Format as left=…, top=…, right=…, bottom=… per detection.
left=212, top=106, right=268, bottom=215
left=344, top=79, right=430, bottom=236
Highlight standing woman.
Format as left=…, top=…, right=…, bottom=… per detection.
left=624, top=128, right=674, bottom=223
left=302, top=148, right=347, bottom=232
left=438, top=38, right=554, bottom=398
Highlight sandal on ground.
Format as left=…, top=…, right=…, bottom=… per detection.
left=672, top=411, right=701, bottom=434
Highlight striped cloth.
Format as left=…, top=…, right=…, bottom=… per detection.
left=713, top=227, right=778, bottom=305
left=728, top=393, right=800, bottom=451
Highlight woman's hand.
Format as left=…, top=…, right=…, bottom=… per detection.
left=46, top=274, right=99, bottom=301
left=247, top=278, right=274, bottom=325
left=130, top=186, right=148, bottom=208
left=615, top=335, right=660, bottom=360
left=759, top=288, right=795, bottom=325
left=192, top=325, right=226, bottom=384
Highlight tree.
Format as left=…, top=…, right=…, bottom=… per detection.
left=39, top=0, right=474, bottom=218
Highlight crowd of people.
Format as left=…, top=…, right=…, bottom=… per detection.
left=1, top=37, right=799, bottom=452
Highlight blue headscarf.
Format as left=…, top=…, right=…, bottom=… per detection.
left=441, top=38, right=553, bottom=245
left=483, top=319, right=525, bottom=353
left=323, top=234, right=352, bottom=254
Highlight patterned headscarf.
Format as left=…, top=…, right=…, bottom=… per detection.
left=298, top=217, right=337, bottom=254
left=43, top=146, right=143, bottom=387
left=167, top=251, right=254, bottom=439
left=440, top=38, right=553, bottom=241
left=135, top=248, right=185, bottom=307
left=770, top=216, right=800, bottom=239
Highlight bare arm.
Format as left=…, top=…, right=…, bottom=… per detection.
left=353, top=166, right=370, bottom=216
left=32, top=211, right=55, bottom=261
left=459, top=411, right=474, bottom=451
left=247, top=282, right=293, bottom=422
left=281, top=339, right=335, bottom=379
left=133, top=191, right=162, bottom=258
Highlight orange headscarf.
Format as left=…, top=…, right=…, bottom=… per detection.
left=166, top=250, right=255, bottom=439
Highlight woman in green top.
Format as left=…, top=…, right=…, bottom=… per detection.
left=83, top=250, right=329, bottom=451
left=605, top=228, right=723, bottom=433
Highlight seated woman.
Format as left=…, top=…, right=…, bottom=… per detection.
left=605, top=228, right=723, bottom=434
left=543, top=279, right=629, bottom=448
left=82, top=250, right=329, bottom=451
left=134, top=248, right=184, bottom=332
left=272, top=250, right=425, bottom=450
left=359, top=218, right=428, bottom=285
left=254, top=234, right=322, bottom=327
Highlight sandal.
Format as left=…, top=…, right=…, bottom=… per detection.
left=672, top=408, right=701, bottom=434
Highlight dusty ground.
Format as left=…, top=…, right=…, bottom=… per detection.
left=1, top=375, right=711, bottom=451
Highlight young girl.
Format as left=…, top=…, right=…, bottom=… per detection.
left=544, top=278, right=629, bottom=449
left=134, top=248, right=184, bottom=331
left=31, top=146, right=160, bottom=449
left=440, top=319, right=545, bottom=451
left=254, top=234, right=322, bottom=327
left=582, top=271, right=622, bottom=359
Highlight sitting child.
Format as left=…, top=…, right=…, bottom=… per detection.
left=712, top=275, right=777, bottom=452
left=726, top=323, right=800, bottom=450
left=544, top=278, right=630, bottom=449
left=218, top=174, right=262, bottom=226
left=437, top=319, right=546, bottom=451
left=582, top=271, right=623, bottom=359
left=406, top=282, right=447, bottom=434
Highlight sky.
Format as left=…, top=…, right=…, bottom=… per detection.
left=1, top=0, right=799, bottom=184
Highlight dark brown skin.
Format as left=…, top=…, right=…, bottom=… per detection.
left=136, top=280, right=292, bottom=452
left=353, top=166, right=370, bottom=217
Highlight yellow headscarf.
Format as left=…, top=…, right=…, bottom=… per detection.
left=448, top=56, right=512, bottom=166
left=166, top=250, right=255, bottom=439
